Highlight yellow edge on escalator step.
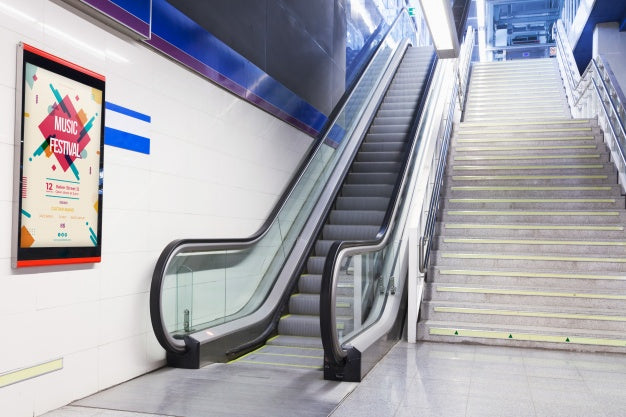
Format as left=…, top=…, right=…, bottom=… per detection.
left=228, top=343, right=269, bottom=364
left=454, top=155, right=600, bottom=161
left=435, top=286, right=626, bottom=299
left=440, top=252, right=626, bottom=263
left=450, top=186, right=611, bottom=191
left=235, top=360, right=321, bottom=369
left=245, top=352, right=323, bottom=360
left=451, top=175, right=608, bottom=180
left=0, top=358, right=63, bottom=388
left=457, top=137, right=596, bottom=143
left=428, top=328, right=626, bottom=347
left=269, top=344, right=323, bottom=351
left=438, top=269, right=626, bottom=280
left=434, top=307, right=626, bottom=322
left=448, top=198, right=615, bottom=203
left=442, top=238, right=626, bottom=246
left=443, top=224, right=623, bottom=231
left=446, top=210, right=619, bottom=216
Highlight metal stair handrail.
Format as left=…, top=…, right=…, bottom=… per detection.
left=555, top=19, right=626, bottom=191
left=320, top=26, right=475, bottom=370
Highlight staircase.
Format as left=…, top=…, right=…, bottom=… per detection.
left=418, top=58, right=626, bottom=352
left=232, top=46, right=436, bottom=368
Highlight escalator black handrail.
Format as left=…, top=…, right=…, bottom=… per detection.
left=150, top=8, right=413, bottom=356
left=320, top=49, right=438, bottom=367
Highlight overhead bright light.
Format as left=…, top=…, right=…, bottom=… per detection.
left=417, top=0, right=459, bottom=58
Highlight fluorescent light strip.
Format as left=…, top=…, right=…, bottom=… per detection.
left=420, top=0, right=454, bottom=51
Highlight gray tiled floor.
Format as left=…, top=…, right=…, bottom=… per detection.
left=330, top=342, right=626, bottom=417
left=44, top=342, right=626, bottom=417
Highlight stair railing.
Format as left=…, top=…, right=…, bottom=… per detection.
left=555, top=19, right=626, bottom=192
left=406, top=26, right=475, bottom=344
left=318, top=27, right=475, bottom=378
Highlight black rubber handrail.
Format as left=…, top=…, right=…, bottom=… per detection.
left=320, top=48, right=438, bottom=368
left=150, top=9, right=411, bottom=356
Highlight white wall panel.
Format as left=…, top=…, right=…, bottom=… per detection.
left=0, top=84, right=15, bottom=145
left=0, top=1, right=315, bottom=415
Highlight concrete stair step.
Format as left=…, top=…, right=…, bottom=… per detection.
left=450, top=144, right=609, bottom=156
left=427, top=266, right=626, bottom=291
left=421, top=301, right=626, bottom=332
left=458, top=119, right=594, bottom=128
left=436, top=222, right=626, bottom=239
left=449, top=153, right=611, bottom=164
left=433, top=236, right=626, bottom=256
left=432, top=250, right=626, bottom=272
left=440, top=209, right=626, bottom=224
left=417, top=320, right=626, bottom=353
left=424, top=283, right=626, bottom=309
left=449, top=165, right=616, bottom=176
left=445, top=174, right=617, bottom=186
left=444, top=185, right=623, bottom=198
left=452, top=136, right=601, bottom=147
left=442, top=197, right=625, bottom=210
left=455, top=126, right=599, bottom=138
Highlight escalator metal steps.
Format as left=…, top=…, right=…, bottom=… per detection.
left=238, top=46, right=435, bottom=369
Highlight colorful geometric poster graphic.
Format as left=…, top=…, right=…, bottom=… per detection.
left=21, top=63, right=103, bottom=248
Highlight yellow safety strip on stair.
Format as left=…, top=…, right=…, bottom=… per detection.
left=448, top=198, right=615, bottom=203
left=336, top=302, right=351, bottom=308
left=468, top=91, right=562, bottom=98
left=453, top=165, right=604, bottom=171
left=435, top=286, right=626, bottom=300
left=469, top=82, right=563, bottom=89
left=441, top=252, right=626, bottom=263
left=459, top=120, right=589, bottom=128
left=452, top=175, right=608, bottom=180
left=0, top=358, right=63, bottom=388
left=428, top=328, right=626, bottom=347
left=455, top=145, right=597, bottom=152
left=471, top=72, right=561, bottom=78
left=464, top=112, right=567, bottom=119
left=446, top=210, right=620, bottom=216
left=438, top=269, right=626, bottom=280
left=450, top=186, right=612, bottom=191
left=459, top=128, right=592, bottom=135
left=466, top=99, right=565, bottom=105
left=443, top=223, right=623, bottom=231
left=443, top=238, right=626, bottom=246
left=456, top=136, right=595, bottom=143
left=465, top=108, right=564, bottom=115
left=434, top=306, right=626, bottom=322
left=454, top=155, right=600, bottom=161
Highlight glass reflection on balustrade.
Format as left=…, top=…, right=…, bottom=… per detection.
left=334, top=240, right=400, bottom=344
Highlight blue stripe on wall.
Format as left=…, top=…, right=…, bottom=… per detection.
left=104, top=127, right=151, bottom=154
left=105, top=101, right=151, bottom=122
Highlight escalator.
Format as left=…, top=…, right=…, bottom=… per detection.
left=149, top=9, right=450, bottom=380
left=229, top=47, right=436, bottom=369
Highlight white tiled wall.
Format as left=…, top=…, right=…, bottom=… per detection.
left=0, top=1, right=314, bottom=416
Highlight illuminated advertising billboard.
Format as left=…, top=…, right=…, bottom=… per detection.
left=12, top=43, right=105, bottom=268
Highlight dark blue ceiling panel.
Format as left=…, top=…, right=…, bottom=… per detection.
left=573, top=0, right=626, bottom=73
